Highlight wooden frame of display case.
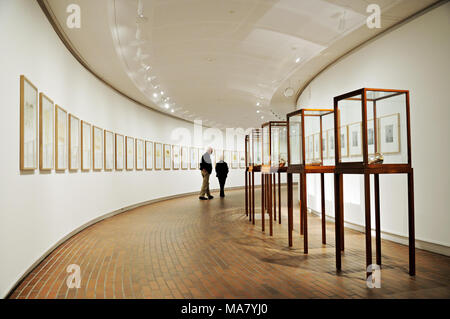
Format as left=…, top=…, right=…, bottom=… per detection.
left=247, top=129, right=262, bottom=226
left=261, top=121, right=287, bottom=237
left=333, top=88, right=415, bottom=277
left=286, top=109, right=334, bottom=252
left=245, top=135, right=250, bottom=218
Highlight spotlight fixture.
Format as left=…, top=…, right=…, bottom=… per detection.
left=160, top=91, right=165, bottom=95
left=256, top=102, right=261, bottom=106
left=164, top=103, right=170, bottom=109
left=153, top=93, right=158, bottom=98
left=295, top=57, right=301, bottom=63
left=171, top=109, right=174, bottom=113
left=256, top=110, right=260, bottom=113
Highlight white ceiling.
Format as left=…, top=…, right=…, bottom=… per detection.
left=45, top=0, right=438, bottom=128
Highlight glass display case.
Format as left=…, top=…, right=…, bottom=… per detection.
left=261, top=121, right=288, bottom=172
left=249, top=128, right=262, bottom=169
left=333, top=88, right=415, bottom=278
left=287, top=109, right=334, bottom=170
left=334, top=88, right=410, bottom=167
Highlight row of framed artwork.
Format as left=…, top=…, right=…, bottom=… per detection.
left=19, top=75, right=246, bottom=172
left=304, top=113, right=401, bottom=161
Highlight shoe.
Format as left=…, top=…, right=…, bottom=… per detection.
left=220, top=194, right=225, bottom=198
left=199, top=196, right=208, bottom=200
left=208, top=195, right=214, bottom=200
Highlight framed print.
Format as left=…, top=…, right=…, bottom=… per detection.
left=136, top=139, right=144, bottom=170
left=69, top=114, right=80, bottom=170
left=232, top=151, right=238, bottom=168
left=39, top=93, right=54, bottom=170
left=181, top=146, right=189, bottom=170
left=307, top=135, right=313, bottom=162
left=55, top=105, right=68, bottom=171
left=154, top=142, right=162, bottom=170
left=145, top=141, right=153, bottom=170
left=81, top=120, right=92, bottom=171
left=126, top=136, right=134, bottom=170
left=20, top=75, right=38, bottom=171
left=198, top=148, right=203, bottom=166
left=239, top=151, right=245, bottom=168
left=104, top=130, right=114, bottom=171
left=367, top=119, right=377, bottom=155
left=93, top=126, right=103, bottom=171
left=313, top=133, right=320, bottom=160
left=339, top=126, right=349, bottom=158
left=216, top=149, right=223, bottom=164
left=224, top=150, right=232, bottom=165
left=348, top=122, right=362, bottom=157
left=190, top=147, right=198, bottom=169
left=164, top=144, right=171, bottom=170
left=115, top=134, right=124, bottom=170
left=327, top=129, right=334, bottom=159
left=379, top=113, right=400, bottom=154
left=321, top=136, right=327, bottom=160
left=172, top=145, right=180, bottom=170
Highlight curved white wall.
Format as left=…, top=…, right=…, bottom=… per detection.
left=298, top=3, right=450, bottom=251
left=0, top=0, right=250, bottom=297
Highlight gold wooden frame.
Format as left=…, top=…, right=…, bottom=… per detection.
left=115, top=133, right=124, bottom=171
left=92, top=126, right=103, bottom=171
left=172, top=145, right=180, bottom=170
left=378, top=113, right=401, bottom=154
left=145, top=140, right=153, bottom=171
left=104, top=130, right=114, bottom=172
left=68, top=114, right=80, bottom=171
left=190, top=147, right=198, bottom=170
left=164, top=144, right=171, bottom=170
left=20, top=75, right=38, bottom=171
left=181, top=146, right=188, bottom=170
left=81, top=120, right=92, bottom=171
left=39, top=92, right=54, bottom=171
left=55, top=105, right=68, bottom=171
left=135, top=138, right=144, bottom=171
left=154, top=142, right=162, bottom=170
left=347, top=121, right=363, bottom=157
left=125, top=136, right=134, bottom=171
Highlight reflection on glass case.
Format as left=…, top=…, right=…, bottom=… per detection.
left=245, top=135, right=250, bottom=168
left=249, top=129, right=262, bottom=169
left=287, top=109, right=334, bottom=168
left=334, top=88, right=410, bottom=166
left=261, top=121, right=288, bottom=172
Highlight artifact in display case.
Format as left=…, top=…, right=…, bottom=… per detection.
left=286, top=108, right=334, bottom=250
left=261, top=121, right=288, bottom=173
left=249, top=129, right=262, bottom=170
left=333, top=88, right=415, bottom=277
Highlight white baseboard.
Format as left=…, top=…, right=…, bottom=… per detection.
left=308, top=209, right=450, bottom=257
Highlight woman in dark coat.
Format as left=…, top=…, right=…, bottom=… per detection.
left=215, top=155, right=229, bottom=197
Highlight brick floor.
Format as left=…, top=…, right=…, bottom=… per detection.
left=8, top=186, right=450, bottom=299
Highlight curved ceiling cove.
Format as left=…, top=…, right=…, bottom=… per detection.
left=45, top=0, right=439, bottom=128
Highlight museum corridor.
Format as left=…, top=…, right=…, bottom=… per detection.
left=8, top=187, right=450, bottom=299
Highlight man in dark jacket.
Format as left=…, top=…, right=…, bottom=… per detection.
left=215, top=155, right=229, bottom=198
left=199, top=147, right=214, bottom=200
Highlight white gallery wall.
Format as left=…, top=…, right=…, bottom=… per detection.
left=298, top=2, right=450, bottom=251
left=0, top=0, right=253, bottom=298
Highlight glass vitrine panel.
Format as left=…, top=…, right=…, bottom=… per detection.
left=288, top=114, right=302, bottom=165
left=336, top=93, right=363, bottom=163
left=365, top=90, right=408, bottom=165
left=251, top=129, right=262, bottom=166
left=262, top=126, right=270, bottom=166
left=270, top=123, right=288, bottom=167
left=245, top=135, right=250, bottom=167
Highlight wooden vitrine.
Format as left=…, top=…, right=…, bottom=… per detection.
left=247, top=129, right=262, bottom=225
left=260, top=121, right=288, bottom=236
left=333, top=88, right=415, bottom=277
left=286, top=109, right=334, bottom=251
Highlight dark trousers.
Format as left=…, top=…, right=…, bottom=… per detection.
left=218, top=177, right=227, bottom=197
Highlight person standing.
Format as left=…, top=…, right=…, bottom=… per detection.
left=215, top=155, right=229, bottom=198
left=199, top=147, right=214, bottom=200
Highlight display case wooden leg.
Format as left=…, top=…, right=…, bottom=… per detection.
left=364, top=173, right=373, bottom=278
left=299, top=177, right=304, bottom=236
left=339, top=174, right=344, bottom=251
left=269, top=175, right=273, bottom=236
left=273, top=174, right=276, bottom=221
left=252, top=172, right=255, bottom=224
left=245, top=171, right=248, bottom=216
left=408, top=172, right=416, bottom=276
left=321, top=173, right=326, bottom=245
left=278, top=172, right=281, bottom=224
left=261, top=174, right=265, bottom=231
left=249, top=172, right=252, bottom=222
left=374, top=173, right=381, bottom=266
left=287, top=173, right=293, bottom=247
left=301, top=173, right=308, bottom=254
left=334, top=173, right=342, bottom=271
